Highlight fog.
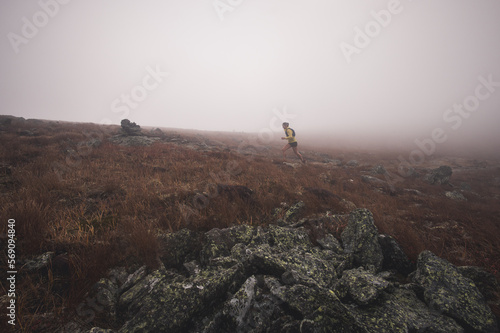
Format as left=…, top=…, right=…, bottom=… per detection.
left=1, top=0, right=500, bottom=156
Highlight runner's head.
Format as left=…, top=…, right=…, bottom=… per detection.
left=282, top=122, right=289, bottom=129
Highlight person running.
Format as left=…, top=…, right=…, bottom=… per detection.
left=281, top=122, right=305, bottom=163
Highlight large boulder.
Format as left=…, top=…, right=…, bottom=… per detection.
left=412, top=250, right=498, bottom=333
left=120, top=119, right=141, bottom=136
left=118, top=262, right=246, bottom=333
left=378, top=234, right=415, bottom=276
left=335, top=267, right=391, bottom=306
left=158, top=229, right=204, bottom=268
left=350, top=288, right=465, bottom=332
left=341, top=209, right=384, bottom=271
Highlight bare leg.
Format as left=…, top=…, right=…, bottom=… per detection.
left=292, top=146, right=305, bottom=163
left=282, top=143, right=291, bottom=162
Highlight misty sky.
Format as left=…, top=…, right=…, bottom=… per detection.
left=1, top=0, right=500, bottom=149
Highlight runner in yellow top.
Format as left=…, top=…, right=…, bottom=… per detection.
left=281, top=122, right=305, bottom=163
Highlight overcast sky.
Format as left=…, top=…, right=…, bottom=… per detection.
left=1, top=0, right=500, bottom=150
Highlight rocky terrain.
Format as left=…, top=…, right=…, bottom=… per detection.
left=0, top=116, right=499, bottom=332
left=26, top=208, right=500, bottom=332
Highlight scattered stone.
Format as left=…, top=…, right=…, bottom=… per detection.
left=339, top=199, right=357, bottom=211
left=108, top=135, right=160, bottom=146
left=371, top=164, right=388, bottom=175
left=21, top=252, right=55, bottom=273
left=404, top=188, right=424, bottom=196
left=445, top=190, right=467, bottom=201
left=424, top=166, right=452, bottom=185
left=346, top=160, right=359, bottom=167
left=361, top=175, right=387, bottom=187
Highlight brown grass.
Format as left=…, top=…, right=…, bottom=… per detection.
left=0, top=118, right=499, bottom=330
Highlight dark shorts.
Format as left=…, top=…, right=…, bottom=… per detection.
left=289, top=142, right=298, bottom=147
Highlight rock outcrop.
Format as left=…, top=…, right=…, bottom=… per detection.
left=108, top=120, right=160, bottom=146
left=63, top=208, right=498, bottom=333
left=424, top=166, right=453, bottom=185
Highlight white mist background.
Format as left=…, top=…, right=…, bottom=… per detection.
left=1, top=0, right=499, bottom=153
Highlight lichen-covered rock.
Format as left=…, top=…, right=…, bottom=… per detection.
left=412, top=250, right=498, bottom=333
left=250, top=244, right=339, bottom=288
left=158, top=229, right=204, bottom=268
left=282, top=201, right=305, bottom=224
left=335, top=267, right=390, bottom=306
left=201, top=275, right=291, bottom=333
left=89, top=277, right=121, bottom=325
left=267, top=224, right=312, bottom=251
left=350, top=288, right=464, bottom=333
left=119, top=262, right=246, bottom=333
left=341, top=209, right=383, bottom=271
left=200, top=225, right=256, bottom=264
left=457, top=266, right=500, bottom=301
left=57, top=209, right=499, bottom=333
left=271, top=283, right=366, bottom=332
left=378, top=234, right=415, bottom=276
left=317, top=233, right=344, bottom=253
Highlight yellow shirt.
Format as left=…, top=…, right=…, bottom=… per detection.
left=284, top=128, right=297, bottom=143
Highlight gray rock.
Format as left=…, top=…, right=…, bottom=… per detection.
left=158, top=229, right=204, bottom=268
left=282, top=201, right=305, bottom=224
left=378, top=234, right=415, bottom=276
left=201, top=275, right=290, bottom=333
left=341, top=209, right=384, bottom=271
left=200, top=225, right=257, bottom=265
left=371, top=164, right=388, bottom=175
left=120, top=119, right=141, bottom=136
left=317, top=233, right=343, bottom=253
left=21, top=252, right=54, bottom=272
left=445, top=190, right=467, bottom=201
left=118, top=263, right=246, bottom=333
left=346, top=160, right=359, bottom=167
left=412, top=250, right=498, bottom=333
left=335, top=267, right=390, bottom=305
left=424, top=166, right=453, bottom=185
left=350, top=288, right=465, bottom=333
left=457, top=266, right=500, bottom=301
